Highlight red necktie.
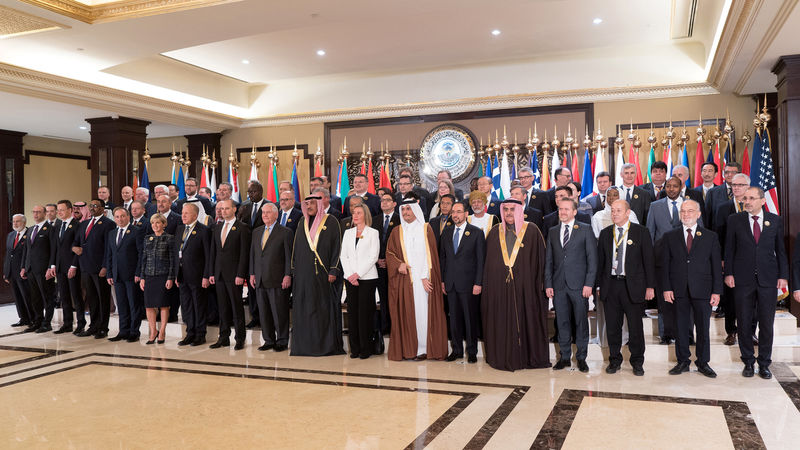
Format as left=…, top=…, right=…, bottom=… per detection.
left=686, top=228, right=693, bottom=252
left=752, top=216, right=761, bottom=244
left=85, top=218, right=96, bottom=238
left=13, top=232, right=20, bottom=249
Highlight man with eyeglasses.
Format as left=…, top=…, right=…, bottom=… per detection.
left=705, top=162, right=741, bottom=230
left=173, top=177, right=215, bottom=217
left=394, top=174, right=429, bottom=220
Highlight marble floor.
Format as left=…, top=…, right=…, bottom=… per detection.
left=1, top=304, right=800, bottom=449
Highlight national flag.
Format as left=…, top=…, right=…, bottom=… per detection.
left=540, top=153, right=550, bottom=191
left=580, top=149, right=594, bottom=199
left=664, top=141, right=673, bottom=177
left=486, top=153, right=493, bottom=178
left=170, top=160, right=177, bottom=185
left=228, top=160, right=240, bottom=203
left=614, top=146, right=625, bottom=186
left=530, top=149, right=541, bottom=189
left=630, top=144, right=643, bottom=185
left=714, top=140, right=723, bottom=185
left=209, top=167, right=217, bottom=202
left=499, top=150, right=511, bottom=200
left=550, top=148, right=561, bottom=187
left=291, top=159, right=301, bottom=202
left=366, top=159, right=376, bottom=194
left=571, top=150, right=580, bottom=184
left=199, top=164, right=208, bottom=191
left=706, top=143, right=715, bottom=164
left=491, top=154, right=503, bottom=200
left=680, top=142, right=690, bottom=188
left=335, top=162, right=342, bottom=198
left=750, top=130, right=779, bottom=215
left=265, top=160, right=276, bottom=202
left=693, top=138, right=705, bottom=187
left=340, top=158, right=350, bottom=202
left=647, top=144, right=656, bottom=183
left=314, top=158, right=323, bottom=178
left=140, top=160, right=150, bottom=201
left=132, top=174, right=138, bottom=193
left=592, top=146, right=607, bottom=196
left=176, top=165, right=186, bottom=200
left=379, top=161, right=391, bottom=190
left=249, top=160, right=259, bottom=182
left=271, top=161, right=279, bottom=200
left=741, top=140, right=751, bottom=176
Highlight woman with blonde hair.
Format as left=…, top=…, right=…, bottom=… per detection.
left=137, top=213, right=175, bottom=344
left=429, top=179, right=455, bottom=218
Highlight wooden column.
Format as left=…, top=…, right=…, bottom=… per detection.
left=86, top=117, right=150, bottom=205
left=0, top=129, right=26, bottom=303
left=771, top=56, right=800, bottom=321
left=185, top=133, right=222, bottom=180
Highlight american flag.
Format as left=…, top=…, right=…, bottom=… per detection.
left=750, top=130, right=779, bottom=215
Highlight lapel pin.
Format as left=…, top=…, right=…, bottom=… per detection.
left=69, top=225, right=73, bottom=229
left=696, top=231, right=702, bottom=236
left=627, top=239, right=633, bottom=245
left=191, top=231, right=196, bottom=235
left=287, top=218, right=292, bottom=222
left=231, top=226, right=237, bottom=231
left=490, top=202, right=495, bottom=206
left=524, top=214, right=528, bottom=218
left=764, top=220, right=770, bottom=227
left=323, top=225, right=327, bottom=230
left=520, top=242, right=524, bottom=247
left=149, top=236, right=154, bottom=241
left=532, top=195, right=536, bottom=199
left=126, top=230, right=130, bottom=234
left=465, top=231, right=470, bottom=236
left=446, top=222, right=452, bottom=226
left=633, top=194, right=639, bottom=199
left=573, top=224, right=579, bottom=230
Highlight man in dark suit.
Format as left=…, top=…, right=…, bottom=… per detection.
left=343, top=173, right=380, bottom=217
left=542, top=186, right=591, bottom=240
left=208, top=199, right=251, bottom=350
left=395, top=174, right=430, bottom=220
left=249, top=202, right=293, bottom=351
left=4, top=214, right=31, bottom=327
left=312, top=176, right=342, bottom=214
left=516, top=167, right=547, bottom=214
left=691, top=162, right=718, bottom=227
left=172, top=177, right=215, bottom=217
left=53, top=200, right=84, bottom=334
left=662, top=200, right=722, bottom=378
left=313, top=187, right=341, bottom=220
left=472, top=177, right=502, bottom=216
left=20, top=205, right=57, bottom=332
left=639, top=161, right=668, bottom=201
left=97, top=186, right=115, bottom=212
left=372, top=192, right=400, bottom=335
left=236, top=180, right=266, bottom=230
left=134, top=188, right=156, bottom=218
left=439, top=201, right=485, bottom=363
left=618, top=163, right=651, bottom=224
left=510, top=186, right=544, bottom=233
left=277, top=190, right=303, bottom=234
left=705, top=162, right=741, bottom=230
left=154, top=194, right=180, bottom=236
left=656, top=169, right=705, bottom=219
left=103, top=207, right=143, bottom=342
left=586, top=171, right=613, bottom=214
left=724, top=186, right=789, bottom=379
left=597, top=199, right=656, bottom=376
left=545, top=167, right=572, bottom=212
left=174, top=202, right=212, bottom=346
left=129, top=201, right=149, bottom=228
left=71, top=199, right=116, bottom=338
left=428, top=194, right=455, bottom=247
left=545, top=197, right=597, bottom=372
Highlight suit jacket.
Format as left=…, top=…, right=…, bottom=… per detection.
left=249, top=223, right=292, bottom=288
left=586, top=194, right=606, bottom=214
left=639, top=182, right=666, bottom=201
left=3, top=230, right=27, bottom=279
left=646, top=198, right=697, bottom=244
left=661, top=225, right=722, bottom=299
left=104, top=226, right=143, bottom=282
left=330, top=195, right=342, bottom=214
left=723, top=211, right=789, bottom=287
left=522, top=207, right=544, bottom=234
left=54, top=219, right=79, bottom=273
left=596, top=222, right=655, bottom=303
left=148, top=211, right=180, bottom=235
left=394, top=192, right=430, bottom=221
left=545, top=221, right=597, bottom=291
left=542, top=211, right=591, bottom=240
left=439, top=223, right=485, bottom=292
left=73, top=216, right=116, bottom=274
left=619, top=185, right=651, bottom=224
left=174, top=222, right=211, bottom=285
left=372, top=212, right=400, bottom=259
left=277, top=208, right=302, bottom=233
left=428, top=215, right=453, bottom=248
left=22, top=222, right=57, bottom=274
left=325, top=206, right=342, bottom=221
left=340, top=226, right=380, bottom=280
left=172, top=196, right=215, bottom=217
left=236, top=199, right=267, bottom=230
left=344, top=192, right=380, bottom=217
left=704, top=183, right=730, bottom=229
left=145, top=202, right=157, bottom=218
left=712, top=200, right=743, bottom=258
left=429, top=187, right=465, bottom=202
left=690, top=185, right=714, bottom=227
left=657, top=188, right=705, bottom=223
left=209, top=219, right=251, bottom=281
left=528, top=189, right=552, bottom=215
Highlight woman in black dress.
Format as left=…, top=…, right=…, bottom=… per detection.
left=137, top=213, right=175, bottom=344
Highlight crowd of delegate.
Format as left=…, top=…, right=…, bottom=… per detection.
left=4, top=163, right=800, bottom=378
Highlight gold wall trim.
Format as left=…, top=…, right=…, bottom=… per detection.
left=18, top=0, right=243, bottom=24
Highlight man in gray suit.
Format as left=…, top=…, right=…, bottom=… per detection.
left=545, top=197, right=597, bottom=372
left=647, top=176, right=703, bottom=345
left=249, top=202, right=293, bottom=352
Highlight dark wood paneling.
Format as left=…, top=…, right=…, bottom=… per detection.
left=186, top=133, right=222, bottom=180
left=0, top=129, right=26, bottom=304
left=86, top=117, right=150, bottom=205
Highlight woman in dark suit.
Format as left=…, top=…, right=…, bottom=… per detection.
left=137, top=213, right=175, bottom=344
left=340, top=203, right=380, bottom=359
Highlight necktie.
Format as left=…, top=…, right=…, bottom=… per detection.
left=737, top=202, right=743, bottom=212
left=30, top=225, right=39, bottom=243
left=60, top=221, right=66, bottom=239
left=440, top=215, right=448, bottom=233
left=655, top=185, right=662, bottom=195
left=562, top=224, right=570, bottom=247
left=251, top=202, right=259, bottom=226
left=85, top=218, right=95, bottom=238
left=261, top=227, right=270, bottom=250
left=671, top=200, right=679, bottom=225
left=626, top=188, right=632, bottom=202
left=221, top=222, right=231, bottom=247
left=452, top=226, right=460, bottom=252
left=116, top=228, right=124, bottom=246
left=281, top=212, right=287, bottom=226
left=383, top=214, right=390, bottom=238
left=13, top=232, right=19, bottom=249
left=727, top=186, right=733, bottom=200
left=686, top=228, right=693, bottom=252
left=181, top=226, right=191, bottom=251
left=614, top=226, right=625, bottom=275
left=752, top=216, right=761, bottom=244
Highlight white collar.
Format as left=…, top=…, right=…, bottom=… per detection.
left=560, top=219, right=575, bottom=229
left=751, top=209, right=764, bottom=221
left=33, top=220, right=47, bottom=228
left=224, top=218, right=236, bottom=225
left=118, top=225, right=128, bottom=233
left=685, top=223, right=698, bottom=235
left=185, top=221, right=197, bottom=229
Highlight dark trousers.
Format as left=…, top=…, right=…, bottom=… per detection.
left=206, top=286, right=219, bottom=324
left=9, top=273, right=31, bottom=324
left=166, top=286, right=180, bottom=321
left=675, top=296, right=711, bottom=365
left=734, top=282, right=776, bottom=367
left=722, top=285, right=737, bottom=334
left=553, top=288, right=589, bottom=361
left=605, top=278, right=645, bottom=367
left=83, top=272, right=110, bottom=332
left=57, top=270, right=84, bottom=327
left=247, top=282, right=259, bottom=324
left=345, top=278, right=378, bottom=357
left=179, top=282, right=207, bottom=338
left=255, top=286, right=289, bottom=346
left=376, top=267, right=391, bottom=333
left=27, top=271, right=53, bottom=326
left=655, top=278, right=676, bottom=339
left=446, top=289, right=480, bottom=357
left=114, top=279, right=142, bottom=338
left=216, top=280, right=245, bottom=343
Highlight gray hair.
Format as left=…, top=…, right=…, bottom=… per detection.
left=260, top=202, right=278, bottom=213
left=135, top=187, right=150, bottom=195
left=732, top=173, right=751, bottom=184
left=312, top=187, right=331, bottom=199
left=518, top=167, right=534, bottom=176
left=154, top=184, right=168, bottom=193
left=620, top=163, right=636, bottom=171
left=12, top=213, right=26, bottom=224
left=672, top=165, right=689, bottom=175
left=182, top=203, right=200, bottom=215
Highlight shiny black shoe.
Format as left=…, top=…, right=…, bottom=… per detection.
left=24, top=324, right=39, bottom=333
left=11, top=321, right=30, bottom=327
left=94, top=331, right=108, bottom=339
left=35, top=325, right=52, bottom=333
left=273, top=344, right=287, bottom=352
left=108, top=334, right=127, bottom=342
left=258, top=343, right=274, bottom=351
left=669, top=361, right=690, bottom=375
left=126, top=336, right=139, bottom=343
left=659, top=337, right=672, bottom=345
left=178, top=336, right=195, bottom=346
left=697, top=364, right=717, bottom=378
left=73, top=325, right=85, bottom=336
left=577, top=360, right=589, bottom=373
left=190, top=337, right=206, bottom=346
left=445, top=352, right=460, bottom=362
left=233, top=341, right=244, bottom=350
left=553, top=359, right=570, bottom=370
left=245, top=319, right=259, bottom=329
left=632, top=366, right=645, bottom=376
left=605, top=363, right=621, bottom=374
left=742, top=364, right=755, bottom=377
left=77, top=329, right=95, bottom=337
left=53, top=325, right=73, bottom=334
left=467, top=355, right=477, bottom=364
left=758, top=365, right=772, bottom=379
left=209, top=338, right=230, bottom=349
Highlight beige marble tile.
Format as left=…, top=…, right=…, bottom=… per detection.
left=0, top=349, right=39, bottom=365
left=562, top=396, right=734, bottom=450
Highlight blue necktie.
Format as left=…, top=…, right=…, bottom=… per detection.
left=671, top=200, right=680, bottom=226
left=281, top=211, right=287, bottom=226
left=251, top=202, right=259, bottom=226
left=452, top=227, right=460, bottom=252
left=562, top=224, right=570, bottom=247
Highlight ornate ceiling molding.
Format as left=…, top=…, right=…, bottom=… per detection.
left=240, top=83, right=720, bottom=127
left=17, top=0, right=243, bottom=24
left=0, top=62, right=241, bottom=130
left=707, top=0, right=763, bottom=91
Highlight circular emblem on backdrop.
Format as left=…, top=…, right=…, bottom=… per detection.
left=419, top=124, right=476, bottom=183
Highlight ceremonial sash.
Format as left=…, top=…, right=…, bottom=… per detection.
left=498, top=222, right=528, bottom=282
left=303, top=214, right=330, bottom=274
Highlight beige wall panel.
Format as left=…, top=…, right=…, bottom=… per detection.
left=146, top=136, right=188, bottom=155
left=145, top=156, right=175, bottom=184
left=23, top=155, right=91, bottom=224
left=23, top=136, right=89, bottom=156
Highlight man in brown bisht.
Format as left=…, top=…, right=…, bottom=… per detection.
left=386, top=194, right=448, bottom=361
left=482, top=198, right=550, bottom=371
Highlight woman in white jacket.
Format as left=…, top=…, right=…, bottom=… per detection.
left=340, top=203, right=380, bottom=359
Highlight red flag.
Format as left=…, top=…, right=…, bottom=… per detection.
left=199, top=165, right=208, bottom=189
left=741, top=142, right=750, bottom=176
left=367, top=159, right=376, bottom=194
left=713, top=141, right=723, bottom=185
left=265, top=161, right=277, bottom=202
left=314, top=159, right=323, bottom=178
left=132, top=174, right=138, bottom=192
left=629, top=144, right=643, bottom=185
left=379, top=161, right=391, bottom=189
left=693, top=139, right=705, bottom=187
left=360, top=161, right=366, bottom=175
left=571, top=150, right=580, bottom=183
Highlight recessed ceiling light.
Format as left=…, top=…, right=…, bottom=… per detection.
left=316, top=49, right=326, bottom=56
left=79, top=126, right=87, bottom=130
left=241, top=59, right=250, bottom=64
left=491, top=29, right=501, bottom=36
left=593, top=18, right=603, bottom=25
